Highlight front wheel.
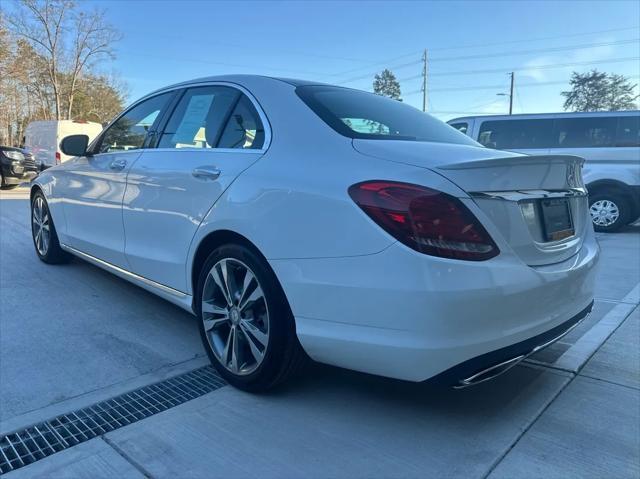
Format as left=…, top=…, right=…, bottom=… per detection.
left=589, top=191, right=631, bottom=233
left=31, top=191, right=71, bottom=263
left=195, top=244, right=307, bottom=392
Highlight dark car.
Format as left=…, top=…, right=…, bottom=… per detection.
left=0, top=146, right=39, bottom=189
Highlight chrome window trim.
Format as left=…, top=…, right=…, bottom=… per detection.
left=120, top=81, right=272, bottom=153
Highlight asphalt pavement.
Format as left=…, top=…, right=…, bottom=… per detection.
left=1, top=186, right=638, bottom=478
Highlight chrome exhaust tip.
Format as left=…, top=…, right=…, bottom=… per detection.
left=453, top=354, right=526, bottom=389
left=453, top=310, right=590, bottom=390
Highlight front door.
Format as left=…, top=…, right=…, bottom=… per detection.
left=122, top=85, right=268, bottom=292
left=61, top=92, right=174, bottom=268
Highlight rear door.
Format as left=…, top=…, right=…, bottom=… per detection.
left=61, top=92, right=174, bottom=268
left=122, top=84, right=269, bottom=292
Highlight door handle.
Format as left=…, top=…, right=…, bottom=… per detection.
left=109, top=159, right=127, bottom=171
left=192, top=167, right=221, bottom=180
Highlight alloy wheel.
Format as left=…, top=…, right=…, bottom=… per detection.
left=201, top=258, right=270, bottom=376
left=590, top=199, right=619, bottom=227
left=32, top=196, right=51, bottom=256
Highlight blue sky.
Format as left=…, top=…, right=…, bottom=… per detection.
left=35, top=1, right=640, bottom=119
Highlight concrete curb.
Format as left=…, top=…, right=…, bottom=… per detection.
left=553, top=297, right=637, bottom=373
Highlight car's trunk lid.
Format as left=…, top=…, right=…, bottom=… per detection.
left=352, top=140, right=588, bottom=266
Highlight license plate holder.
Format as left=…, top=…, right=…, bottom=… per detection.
left=540, top=198, right=574, bottom=242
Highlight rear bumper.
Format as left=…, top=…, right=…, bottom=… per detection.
left=431, top=300, right=593, bottom=388
left=270, top=226, right=599, bottom=382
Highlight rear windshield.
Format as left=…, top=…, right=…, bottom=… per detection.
left=296, top=85, right=478, bottom=145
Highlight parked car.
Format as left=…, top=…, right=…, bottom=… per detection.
left=448, top=111, right=640, bottom=232
left=0, top=146, right=38, bottom=189
left=30, top=75, right=598, bottom=391
left=23, top=120, right=103, bottom=170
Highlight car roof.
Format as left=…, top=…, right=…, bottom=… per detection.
left=0, top=145, right=22, bottom=152
left=449, top=110, right=640, bottom=123
left=150, top=74, right=350, bottom=96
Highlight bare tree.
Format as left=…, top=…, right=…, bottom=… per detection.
left=8, top=0, right=120, bottom=120
left=8, top=0, right=69, bottom=119
left=66, top=8, right=120, bottom=118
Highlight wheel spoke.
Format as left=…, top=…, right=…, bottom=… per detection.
left=220, top=260, right=239, bottom=303
left=211, top=265, right=232, bottom=306
left=202, top=301, right=228, bottom=316
left=231, top=326, right=240, bottom=373
left=240, top=319, right=268, bottom=347
left=239, top=324, right=264, bottom=363
left=237, top=269, right=256, bottom=307
left=239, top=285, right=264, bottom=312
left=222, top=327, right=234, bottom=368
left=203, top=316, right=228, bottom=332
left=42, top=229, right=49, bottom=251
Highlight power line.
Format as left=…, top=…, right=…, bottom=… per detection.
left=426, top=26, right=640, bottom=52
left=398, top=56, right=640, bottom=81
left=329, top=25, right=640, bottom=78
left=403, top=75, right=640, bottom=96
left=336, top=59, right=422, bottom=85
left=428, top=38, right=640, bottom=63
left=337, top=42, right=639, bottom=85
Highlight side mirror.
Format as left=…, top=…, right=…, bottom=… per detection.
left=60, top=134, right=90, bottom=157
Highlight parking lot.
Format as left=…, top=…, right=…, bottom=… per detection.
left=1, top=185, right=639, bottom=478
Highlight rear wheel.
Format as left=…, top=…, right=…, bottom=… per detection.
left=195, top=244, right=307, bottom=392
left=31, top=191, right=71, bottom=263
left=589, top=191, right=631, bottom=233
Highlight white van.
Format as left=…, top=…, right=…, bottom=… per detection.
left=23, top=120, right=103, bottom=170
left=448, top=111, right=640, bottom=232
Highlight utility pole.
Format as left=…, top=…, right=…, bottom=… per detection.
left=422, top=49, right=428, bottom=112
left=508, top=71, right=514, bottom=115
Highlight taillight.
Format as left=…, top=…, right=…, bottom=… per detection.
left=349, top=181, right=499, bottom=261
left=55, top=152, right=61, bottom=164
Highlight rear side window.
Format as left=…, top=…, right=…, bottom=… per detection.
left=159, top=87, right=265, bottom=150
left=615, top=116, right=640, bottom=147
left=296, top=85, right=477, bottom=145
left=553, top=117, right=617, bottom=148
left=98, top=92, right=173, bottom=153
left=449, top=122, right=468, bottom=134
left=478, top=119, right=553, bottom=149
left=217, top=96, right=265, bottom=149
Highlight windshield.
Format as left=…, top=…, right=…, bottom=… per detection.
left=296, top=85, right=479, bottom=145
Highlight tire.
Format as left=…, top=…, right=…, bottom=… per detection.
left=588, top=190, right=631, bottom=233
left=31, top=191, right=71, bottom=264
left=195, top=244, right=307, bottom=392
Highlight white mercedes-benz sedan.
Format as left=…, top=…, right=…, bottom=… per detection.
left=30, top=75, right=598, bottom=391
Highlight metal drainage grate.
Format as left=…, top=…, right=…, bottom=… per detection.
left=0, top=365, right=225, bottom=475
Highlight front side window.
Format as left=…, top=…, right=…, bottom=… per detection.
left=478, top=119, right=553, bottom=150
left=552, top=117, right=617, bottom=148
left=615, top=116, right=640, bottom=147
left=159, top=87, right=265, bottom=150
left=97, top=93, right=173, bottom=153
left=296, top=85, right=477, bottom=145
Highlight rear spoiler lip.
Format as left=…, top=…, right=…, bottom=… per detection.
left=436, top=154, right=585, bottom=170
